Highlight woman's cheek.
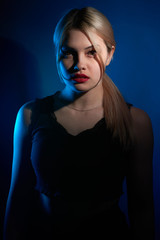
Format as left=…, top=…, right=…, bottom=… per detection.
left=62, top=59, right=73, bottom=70
left=59, top=62, right=71, bottom=80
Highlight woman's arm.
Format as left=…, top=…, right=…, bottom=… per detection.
left=126, top=107, right=154, bottom=240
left=3, top=103, right=36, bottom=240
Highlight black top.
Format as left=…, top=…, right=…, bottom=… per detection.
left=29, top=93, right=130, bottom=205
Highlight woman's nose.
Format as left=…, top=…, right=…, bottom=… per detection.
left=75, top=54, right=86, bottom=71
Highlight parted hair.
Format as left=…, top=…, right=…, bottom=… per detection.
left=53, top=7, right=134, bottom=150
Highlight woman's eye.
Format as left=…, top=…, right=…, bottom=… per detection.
left=61, top=49, right=73, bottom=59
left=65, top=52, right=72, bottom=56
left=87, top=50, right=96, bottom=57
left=64, top=52, right=73, bottom=58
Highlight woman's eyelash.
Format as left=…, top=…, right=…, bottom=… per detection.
left=60, top=48, right=97, bottom=58
left=87, top=50, right=96, bottom=55
left=61, top=50, right=72, bottom=55
left=60, top=49, right=74, bottom=59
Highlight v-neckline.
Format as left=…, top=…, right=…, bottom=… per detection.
left=50, top=111, right=105, bottom=137
left=47, top=93, right=105, bottom=137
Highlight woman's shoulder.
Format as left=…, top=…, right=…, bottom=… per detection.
left=16, top=100, right=37, bottom=128
left=17, top=94, right=55, bottom=128
left=130, top=106, right=153, bottom=147
left=130, top=106, right=152, bottom=128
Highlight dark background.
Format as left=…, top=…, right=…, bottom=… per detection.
left=0, top=0, right=160, bottom=239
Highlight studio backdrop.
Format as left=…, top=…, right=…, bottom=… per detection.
left=0, top=0, right=160, bottom=239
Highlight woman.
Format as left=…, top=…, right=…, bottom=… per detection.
left=3, top=7, right=154, bottom=240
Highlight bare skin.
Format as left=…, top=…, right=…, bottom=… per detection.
left=3, top=101, right=154, bottom=240
left=52, top=29, right=112, bottom=135
left=53, top=85, right=104, bottom=136
left=3, top=30, right=154, bottom=239
left=127, top=107, right=154, bottom=239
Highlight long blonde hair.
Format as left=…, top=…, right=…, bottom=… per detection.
left=53, top=7, right=134, bottom=150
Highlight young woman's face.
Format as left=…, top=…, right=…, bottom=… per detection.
left=59, top=29, right=112, bottom=93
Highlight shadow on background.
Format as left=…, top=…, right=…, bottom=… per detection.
left=0, top=0, right=160, bottom=239
left=0, top=36, right=41, bottom=238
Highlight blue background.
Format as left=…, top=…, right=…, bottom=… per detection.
left=0, top=0, right=159, bottom=239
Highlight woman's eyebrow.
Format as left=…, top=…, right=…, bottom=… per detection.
left=85, top=44, right=100, bottom=50
left=84, top=45, right=94, bottom=50
left=61, top=45, right=94, bottom=51
left=61, top=46, right=73, bottom=51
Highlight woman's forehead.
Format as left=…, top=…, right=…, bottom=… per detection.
left=62, top=29, right=106, bottom=50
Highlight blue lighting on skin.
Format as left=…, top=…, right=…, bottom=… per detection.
left=40, top=193, right=51, bottom=215
left=40, top=192, right=69, bottom=215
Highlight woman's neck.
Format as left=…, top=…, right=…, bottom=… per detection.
left=58, top=84, right=104, bottom=111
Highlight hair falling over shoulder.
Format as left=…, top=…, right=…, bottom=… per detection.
left=102, top=73, right=134, bottom=150
left=53, top=6, right=135, bottom=150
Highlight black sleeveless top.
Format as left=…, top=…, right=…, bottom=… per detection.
left=29, top=93, right=130, bottom=203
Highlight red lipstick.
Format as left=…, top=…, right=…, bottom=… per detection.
left=71, top=73, right=89, bottom=83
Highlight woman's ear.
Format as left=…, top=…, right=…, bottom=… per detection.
left=106, top=46, right=115, bottom=66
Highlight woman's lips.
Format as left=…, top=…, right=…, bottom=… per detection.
left=71, top=74, right=89, bottom=83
